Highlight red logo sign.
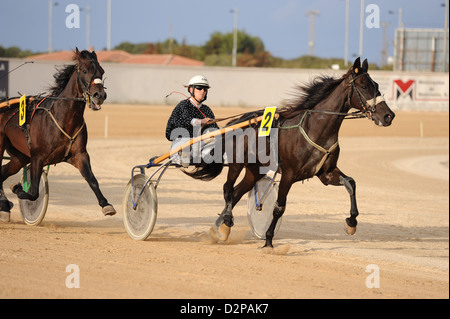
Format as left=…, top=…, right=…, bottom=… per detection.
left=393, top=79, right=415, bottom=100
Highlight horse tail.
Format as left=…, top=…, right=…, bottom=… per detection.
left=182, top=133, right=225, bottom=181
left=183, top=161, right=224, bottom=181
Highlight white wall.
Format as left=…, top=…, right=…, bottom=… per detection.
left=6, top=58, right=449, bottom=111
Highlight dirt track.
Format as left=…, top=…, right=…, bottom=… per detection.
left=0, top=104, right=448, bottom=299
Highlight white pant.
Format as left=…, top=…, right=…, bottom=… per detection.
left=170, top=137, right=227, bottom=165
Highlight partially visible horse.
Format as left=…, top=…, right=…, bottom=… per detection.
left=0, top=48, right=116, bottom=222
left=185, top=58, right=395, bottom=248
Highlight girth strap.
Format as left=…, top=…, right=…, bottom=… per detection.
left=35, top=107, right=85, bottom=159
left=281, top=111, right=339, bottom=175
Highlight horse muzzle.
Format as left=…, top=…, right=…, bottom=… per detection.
left=89, top=91, right=107, bottom=111
left=371, top=103, right=395, bottom=127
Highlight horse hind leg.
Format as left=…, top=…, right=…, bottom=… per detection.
left=0, top=169, right=15, bottom=221
left=211, top=164, right=245, bottom=242
left=1, top=153, right=30, bottom=221
left=213, top=202, right=234, bottom=241
left=0, top=188, right=14, bottom=222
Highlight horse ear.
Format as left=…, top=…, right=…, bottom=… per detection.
left=352, top=57, right=361, bottom=74
left=91, top=50, right=97, bottom=60
left=362, top=59, right=369, bottom=73
left=73, top=47, right=81, bottom=61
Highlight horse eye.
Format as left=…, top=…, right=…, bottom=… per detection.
left=83, top=70, right=87, bottom=74
left=361, top=86, right=367, bottom=89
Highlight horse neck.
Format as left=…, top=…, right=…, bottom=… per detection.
left=52, top=69, right=86, bottom=123
left=314, top=80, right=349, bottom=114
left=303, top=80, right=350, bottom=142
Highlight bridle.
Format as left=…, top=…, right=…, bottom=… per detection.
left=75, top=58, right=104, bottom=105
left=29, top=58, right=105, bottom=159
left=32, top=59, right=105, bottom=104
left=347, top=72, right=385, bottom=120
left=277, top=71, right=386, bottom=175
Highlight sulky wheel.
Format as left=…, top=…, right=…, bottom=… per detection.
left=122, top=174, right=158, bottom=241
left=19, top=168, right=49, bottom=226
left=247, top=176, right=282, bottom=239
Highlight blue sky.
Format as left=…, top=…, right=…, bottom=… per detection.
left=0, top=0, right=447, bottom=65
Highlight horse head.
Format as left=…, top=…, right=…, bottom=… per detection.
left=73, top=48, right=107, bottom=111
left=346, top=57, right=395, bottom=126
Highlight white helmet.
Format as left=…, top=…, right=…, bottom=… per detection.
left=186, top=75, right=210, bottom=88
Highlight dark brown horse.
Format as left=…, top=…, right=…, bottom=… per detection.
left=0, top=48, right=116, bottom=222
left=185, top=58, right=395, bottom=248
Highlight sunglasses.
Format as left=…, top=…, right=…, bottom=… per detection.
left=194, top=85, right=208, bottom=92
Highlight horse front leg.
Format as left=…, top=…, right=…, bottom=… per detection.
left=318, top=167, right=359, bottom=235
left=68, top=152, right=116, bottom=216
left=264, top=174, right=294, bottom=248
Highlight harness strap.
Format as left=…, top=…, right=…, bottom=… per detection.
left=30, top=96, right=49, bottom=120
left=280, top=111, right=339, bottom=175
left=35, top=106, right=85, bottom=158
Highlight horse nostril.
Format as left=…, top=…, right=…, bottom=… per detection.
left=384, top=114, right=392, bottom=124
left=104, top=92, right=107, bottom=100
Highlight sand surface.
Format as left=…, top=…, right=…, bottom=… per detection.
left=0, top=104, right=448, bottom=299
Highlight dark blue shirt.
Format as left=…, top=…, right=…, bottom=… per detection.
left=165, top=99, right=219, bottom=141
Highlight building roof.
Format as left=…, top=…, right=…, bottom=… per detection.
left=27, top=50, right=204, bottom=66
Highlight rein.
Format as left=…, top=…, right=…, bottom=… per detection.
left=35, top=106, right=85, bottom=159
left=28, top=61, right=98, bottom=158
left=278, top=73, right=381, bottom=175
left=347, top=72, right=385, bottom=119
left=279, top=110, right=340, bottom=175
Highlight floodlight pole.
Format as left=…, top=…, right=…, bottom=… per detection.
left=444, top=0, right=449, bottom=72
left=306, top=10, right=320, bottom=56
left=231, top=8, right=238, bottom=67
left=86, top=6, right=91, bottom=50
left=345, top=0, right=349, bottom=66
left=107, top=0, right=111, bottom=50
left=359, top=0, right=364, bottom=58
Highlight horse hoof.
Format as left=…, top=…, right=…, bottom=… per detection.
left=10, top=183, right=21, bottom=194
left=0, top=200, right=13, bottom=212
left=345, top=224, right=357, bottom=235
left=0, top=211, right=11, bottom=223
left=208, top=227, right=219, bottom=243
left=102, top=205, right=116, bottom=216
left=216, top=223, right=231, bottom=241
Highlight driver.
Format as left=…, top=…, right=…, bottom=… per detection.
left=165, top=75, right=219, bottom=166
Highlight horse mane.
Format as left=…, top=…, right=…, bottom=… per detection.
left=225, top=73, right=349, bottom=124
left=279, top=70, right=351, bottom=119
left=49, top=64, right=77, bottom=96
left=49, top=49, right=97, bottom=96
